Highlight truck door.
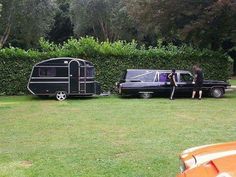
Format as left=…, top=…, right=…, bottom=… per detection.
left=158, top=72, right=171, bottom=94
left=178, top=73, right=194, bottom=94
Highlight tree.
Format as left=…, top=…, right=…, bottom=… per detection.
left=123, top=0, right=163, bottom=45
left=124, top=0, right=236, bottom=50
left=180, top=0, right=236, bottom=50
left=0, top=3, right=2, bottom=17
left=47, top=0, right=74, bottom=43
left=0, top=0, right=57, bottom=48
left=70, top=0, right=137, bottom=41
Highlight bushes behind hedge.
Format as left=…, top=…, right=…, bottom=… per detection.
left=0, top=37, right=233, bottom=95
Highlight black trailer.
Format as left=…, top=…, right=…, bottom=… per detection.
left=27, top=57, right=101, bottom=100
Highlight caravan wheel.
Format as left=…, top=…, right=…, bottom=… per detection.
left=56, top=91, right=67, bottom=101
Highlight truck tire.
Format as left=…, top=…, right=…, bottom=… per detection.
left=211, top=88, right=223, bottom=98
left=140, top=92, right=152, bottom=99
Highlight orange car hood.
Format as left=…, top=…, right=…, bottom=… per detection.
left=178, top=154, right=236, bottom=177
left=212, top=155, right=236, bottom=175
left=180, top=141, right=236, bottom=169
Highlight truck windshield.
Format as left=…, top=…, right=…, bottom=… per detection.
left=125, top=70, right=156, bottom=82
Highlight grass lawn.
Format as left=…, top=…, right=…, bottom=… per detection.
left=230, top=76, right=236, bottom=85
left=1, top=92, right=236, bottom=177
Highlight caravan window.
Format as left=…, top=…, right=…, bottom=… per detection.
left=80, top=67, right=94, bottom=77
left=126, top=70, right=156, bottom=82
left=39, top=67, right=56, bottom=77
left=80, top=67, right=85, bottom=77
left=86, top=67, right=95, bottom=77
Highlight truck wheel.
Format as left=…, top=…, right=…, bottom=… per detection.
left=140, top=93, right=152, bottom=99
left=56, top=91, right=67, bottom=101
left=211, top=88, right=223, bottom=98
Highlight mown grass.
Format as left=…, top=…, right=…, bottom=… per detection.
left=0, top=92, right=236, bottom=177
left=230, top=76, right=236, bottom=85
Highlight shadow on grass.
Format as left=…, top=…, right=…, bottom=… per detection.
left=8, top=90, right=236, bottom=102
left=29, top=95, right=102, bottom=101
left=224, top=91, right=236, bottom=99
left=118, top=93, right=203, bottom=99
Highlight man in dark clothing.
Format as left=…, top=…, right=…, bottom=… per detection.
left=192, top=65, right=204, bottom=100
left=168, top=69, right=177, bottom=100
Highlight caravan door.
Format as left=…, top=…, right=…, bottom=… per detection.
left=69, top=60, right=79, bottom=93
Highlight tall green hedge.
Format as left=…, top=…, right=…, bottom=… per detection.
left=0, top=37, right=233, bottom=95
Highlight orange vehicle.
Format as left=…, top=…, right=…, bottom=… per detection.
left=177, top=141, right=236, bottom=177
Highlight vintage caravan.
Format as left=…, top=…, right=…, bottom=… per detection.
left=28, top=57, right=101, bottom=100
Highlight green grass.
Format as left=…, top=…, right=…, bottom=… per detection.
left=230, top=76, right=236, bottom=85
left=1, top=92, right=236, bottom=177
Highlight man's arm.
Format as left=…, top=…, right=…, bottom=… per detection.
left=194, top=73, right=198, bottom=82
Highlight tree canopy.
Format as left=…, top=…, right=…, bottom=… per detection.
left=0, top=0, right=235, bottom=54
left=124, top=0, right=236, bottom=50
left=0, top=0, right=56, bottom=48
left=0, top=3, right=2, bottom=17
left=70, top=0, right=137, bottom=42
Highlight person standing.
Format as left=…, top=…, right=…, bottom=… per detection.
left=168, top=69, right=177, bottom=100
left=192, top=65, right=204, bottom=100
